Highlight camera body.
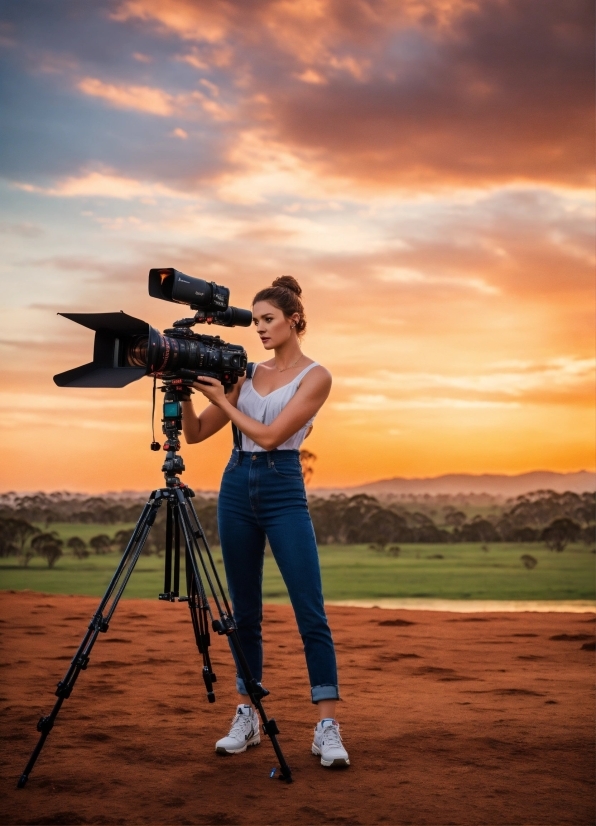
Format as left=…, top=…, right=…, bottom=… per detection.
left=53, top=269, right=251, bottom=390
left=152, top=323, right=247, bottom=388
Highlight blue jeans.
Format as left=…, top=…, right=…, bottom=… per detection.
left=217, top=449, right=339, bottom=703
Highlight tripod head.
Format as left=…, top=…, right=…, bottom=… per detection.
left=152, top=380, right=194, bottom=487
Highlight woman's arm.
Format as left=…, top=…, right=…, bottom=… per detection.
left=192, top=366, right=332, bottom=451
left=182, top=380, right=243, bottom=444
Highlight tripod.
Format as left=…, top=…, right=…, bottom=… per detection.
left=18, top=382, right=292, bottom=788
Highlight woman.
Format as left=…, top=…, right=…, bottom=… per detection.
left=182, top=275, right=349, bottom=768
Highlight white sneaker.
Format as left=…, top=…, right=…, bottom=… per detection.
left=312, top=718, right=350, bottom=767
left=215, top=704, right=260, bottom=755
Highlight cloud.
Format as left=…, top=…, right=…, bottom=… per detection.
left=77, top=77, right=231, bottom=121
left=111, top=0, right=231, bottom=43
left=333, top=394, right=521, bottom=411
left=375, top=265, right=499, bottom=295
left=4, top=1, right=592, bottom=197
left=268, top=0, right=594, bottom=189
left=13, top=171, right=195, bottom=200
left=0, top=393, right=146, bottom=412
left=77, top=77, right=175, bottom=115
left=339, top=357, right=596, bottom=402
left=295, top=187, right=594, bottom=323
left=0, top=221, right=44, bottom=238
left=107, top=0, right=594, bottom=190
left=295, top=69, right=327, bottom=85
left=0, top=410, right=146, bottom=433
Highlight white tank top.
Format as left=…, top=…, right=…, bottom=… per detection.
left=237, top=362, right=320, bottom=452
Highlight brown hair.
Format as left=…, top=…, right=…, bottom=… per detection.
left=252, top=275, right=307, bottom=337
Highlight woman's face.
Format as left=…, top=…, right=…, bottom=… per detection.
left=252, top=300, right=298, bottom=350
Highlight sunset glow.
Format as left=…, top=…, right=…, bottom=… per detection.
left=0, top=0, right=593, bottom=492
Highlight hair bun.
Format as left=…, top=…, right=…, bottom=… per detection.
left=272, top=275, right=302, bottom=296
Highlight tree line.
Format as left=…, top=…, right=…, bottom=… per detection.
left=308, top=490, right=594, bottom=549
left=0, top=492, right=148, bottom=526
left=0, top=489, right=593, bottom=566
left=0, top=495, right=219, bottom=567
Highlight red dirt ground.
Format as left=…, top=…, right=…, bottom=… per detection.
left=0, top=591, right=594, bottom=826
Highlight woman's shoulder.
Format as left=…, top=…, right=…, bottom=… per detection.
left=300, top=360, right=332, bottom=389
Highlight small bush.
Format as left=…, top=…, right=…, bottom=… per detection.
left=368, top=543, right=401, bottom=557
left=520, top=554, right=538, bottom=569
left=31, top=532, right=64, bottom=568
left=89, top=534, right=112, bottom=554
left=67, top=536, right=89, bottom=559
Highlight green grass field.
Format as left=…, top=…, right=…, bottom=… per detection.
left=0, top=522, right=593, bottom=601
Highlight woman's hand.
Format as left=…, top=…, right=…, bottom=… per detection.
left=182, top=378, right=242, bottom=444
left=192, top=376, right=228, bottom=407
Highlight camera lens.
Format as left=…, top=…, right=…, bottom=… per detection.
left=125, top=331, right=245, bottom=378
left=126, top=328, right=171, bottom=373
left=126, top=336, right=148, bottom=368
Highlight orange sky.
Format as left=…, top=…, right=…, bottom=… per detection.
left=0, top=0, right=594, bottom=492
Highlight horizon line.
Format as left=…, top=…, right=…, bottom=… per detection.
left=1, top=468, right=594, bottom=498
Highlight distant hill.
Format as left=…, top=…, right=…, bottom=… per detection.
left=3, top=471, right=594, bottom=501
left=313, top=470, right=596, bottom=499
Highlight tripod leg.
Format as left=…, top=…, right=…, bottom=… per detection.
left=173, top=506, right=181, bottom=597
left=17, top=494, right=163, bottom=789
left=175, top=490, right=293, bottom=782
left=161, top=500, right=173, bottom=598
left=183, top=542, right=217, bottom=701
left=226, top=630, right=292, bottom=782
left=159, top=498, right=180, bottom=601
left=187, top=574, right=217, bottom=702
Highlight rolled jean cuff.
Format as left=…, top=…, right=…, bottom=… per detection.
left=311, top=684, right=340, bottom=703
left=236, top=676, right=267, bottom=695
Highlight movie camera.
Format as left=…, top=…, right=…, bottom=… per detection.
left=53, top=268, right=252, bottom=390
